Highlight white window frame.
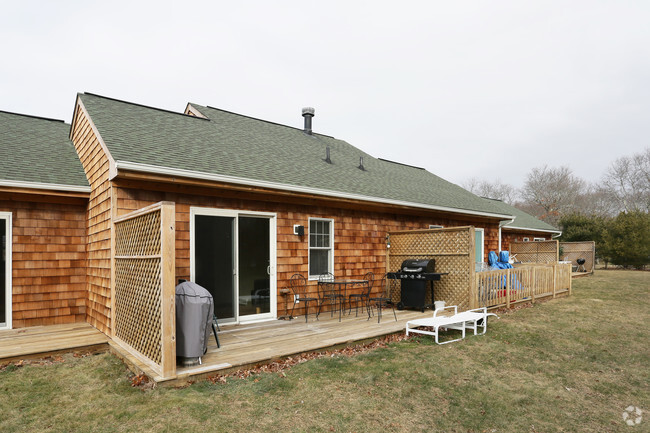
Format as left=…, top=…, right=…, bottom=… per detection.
left=0, top=211, right=12, bottom=330
left=308, top=217, right=334, bottom=280
left=533, top=237, right=546, bottom=242
left=523, top=237, right=530, bottom=242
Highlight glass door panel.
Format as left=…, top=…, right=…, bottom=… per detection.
left=475, top=228, right=484, bottom=271
left=194, top=215, right=235, bottom=321
left=238, top=217, right=270, bottom=317
left=1, top=219, right=6, bottom=325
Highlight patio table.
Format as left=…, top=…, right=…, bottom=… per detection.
left=317, top=279, right=369, bottom=321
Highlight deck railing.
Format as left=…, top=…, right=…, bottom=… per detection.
left=476, top=263, right=571, bottom=309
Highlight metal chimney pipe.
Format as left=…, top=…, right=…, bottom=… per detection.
left=302, top=107, right=315, bottom=135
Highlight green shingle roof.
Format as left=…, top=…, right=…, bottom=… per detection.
left=484, top=198, right=560, bottom=233
left=78, top=93, right=512, bottom=218
left=0, top=111, right=89, bottom=188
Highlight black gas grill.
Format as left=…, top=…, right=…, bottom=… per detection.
left=386, top=259, right=447, bottom=311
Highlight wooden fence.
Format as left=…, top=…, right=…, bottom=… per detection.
left=112, top=201, right=176, bottom=380
left=511, top=240, right=558, bottom=264
left=560, top=241, right=595, bottom=273
left=387, top=228, right=572, bottom=311
left=386, top=227, right=476, bottom=310
left=476, top=263, right=571, bottom=308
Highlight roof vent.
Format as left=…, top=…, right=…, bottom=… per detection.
left=302, top=107, right=315, bottom=135
left=358, top=156, right=365, bottom=171
left=324, top=146, right=332, bottom=164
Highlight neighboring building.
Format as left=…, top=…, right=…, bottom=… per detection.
left=1, top=94, right=516, bottom=332
left=482, top=198, right=561, bottom=254
left=0, top=111, right=90, bottom=329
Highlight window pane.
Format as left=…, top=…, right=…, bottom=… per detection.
left=309, top=249, right=329, bottom=276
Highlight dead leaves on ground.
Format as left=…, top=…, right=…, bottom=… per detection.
left=0, top=351, right=98, bottom=372
left=206, top=333, right=409, bottom=385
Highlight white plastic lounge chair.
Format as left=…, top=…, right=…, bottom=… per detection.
left=405, top=306, right=498, bottom=344
left=452, top=307, right=498, bottom=336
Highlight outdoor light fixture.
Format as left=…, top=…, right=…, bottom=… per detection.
left=293, top=225, right=305, bottom=236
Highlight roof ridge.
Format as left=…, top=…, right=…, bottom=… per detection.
left=0, top=110, right=66, bottom=124
left=82, top=93, right=210, bottom=121
left=197, top=104, right=335, bottom=138
left=377, top=158, right=425, bottom=170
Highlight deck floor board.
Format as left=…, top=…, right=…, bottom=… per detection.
left=0, top=322, right=109, bottom=361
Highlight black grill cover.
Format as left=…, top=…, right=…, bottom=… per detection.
left=175, top=281, right=214, bottom=358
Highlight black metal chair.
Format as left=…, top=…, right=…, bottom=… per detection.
left=316, top=272, right=343, bottom=318
left=368, top=274, right=397, bottom=323
left=349, top=271, right=374, bottom=317
left=289, top=274, right=319, bottom=322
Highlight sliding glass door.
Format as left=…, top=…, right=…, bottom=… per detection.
left=194, top=215, right=236, bottom=320
left=0, top=212, right=11, bottom=329
left=192, top=208, right=276, bottom=323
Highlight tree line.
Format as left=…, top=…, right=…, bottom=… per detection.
left=463, top=147, right=650, bottom=269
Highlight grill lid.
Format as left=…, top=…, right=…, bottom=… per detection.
left=400, top=259, right=435, bottom=273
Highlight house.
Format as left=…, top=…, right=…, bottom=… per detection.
left=1, top=93, right=516, bottom=332
left=0, top=111, right=90, bottom=329
left=483, top=197, right=562, bottom=252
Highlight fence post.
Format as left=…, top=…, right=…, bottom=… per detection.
left=159, top=202, right=176, bottom=379
left=552, top=264, right=557, bottom=298
left=506, top=268, right=511, bottom=309
left=531, top=267, right=536, bottom=304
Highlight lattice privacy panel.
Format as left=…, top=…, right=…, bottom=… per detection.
left=113, top=203, right=175, bottom=378
left=511, top=240, right=558, bottom=263
left=387, top=228, right=473, bottom=310
left=560, top=241, right=595, bottom=272
left=115, top=211, right=161, bottom=256
left=114, top=257, right=162, bottom=364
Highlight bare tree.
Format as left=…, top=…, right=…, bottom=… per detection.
left=520, top=165, right=586, bottom=225
left=462, top=178, right=519, bottom=204
left=575, top=185, right=619, bottom=218
left=601, top=147, right=650, bottom=213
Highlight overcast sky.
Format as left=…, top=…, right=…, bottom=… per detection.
left=2, top=1, right=649, bottom=189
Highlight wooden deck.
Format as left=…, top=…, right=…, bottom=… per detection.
left=174, top=309, right=431, bottom=382
left=0, top=322, right=109, bottom=363
left=0, top=310, right=432, bottom=383
left=111, top=308, right=432, bottom=383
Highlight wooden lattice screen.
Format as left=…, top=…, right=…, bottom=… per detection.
left=511, top=240, right=558, bottom=264
left=113, top=201, right=176, bottom=380
left=386, top=227, right=476, bottom=310
left=560, top=241, right=596, bottom=273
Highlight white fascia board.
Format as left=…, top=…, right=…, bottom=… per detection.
left=504, top=225, right=562, bottom=235
left=0, top=180, right=91, bottom=193
left=114, top=161, right=514, bottom=220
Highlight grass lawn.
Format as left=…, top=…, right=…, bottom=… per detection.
left=1, top=270, right=648, bottom=432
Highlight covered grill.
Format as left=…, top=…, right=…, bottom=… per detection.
left=387, top=259, right=446, bottom=311
left=175, top=280, right=214, bottom=366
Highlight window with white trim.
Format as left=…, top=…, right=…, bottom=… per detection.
left=533, top=237, right=546, bottom=241
left=523, top=237, right=530, bottom=242
left=309, top=218, right=333, bottom=278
